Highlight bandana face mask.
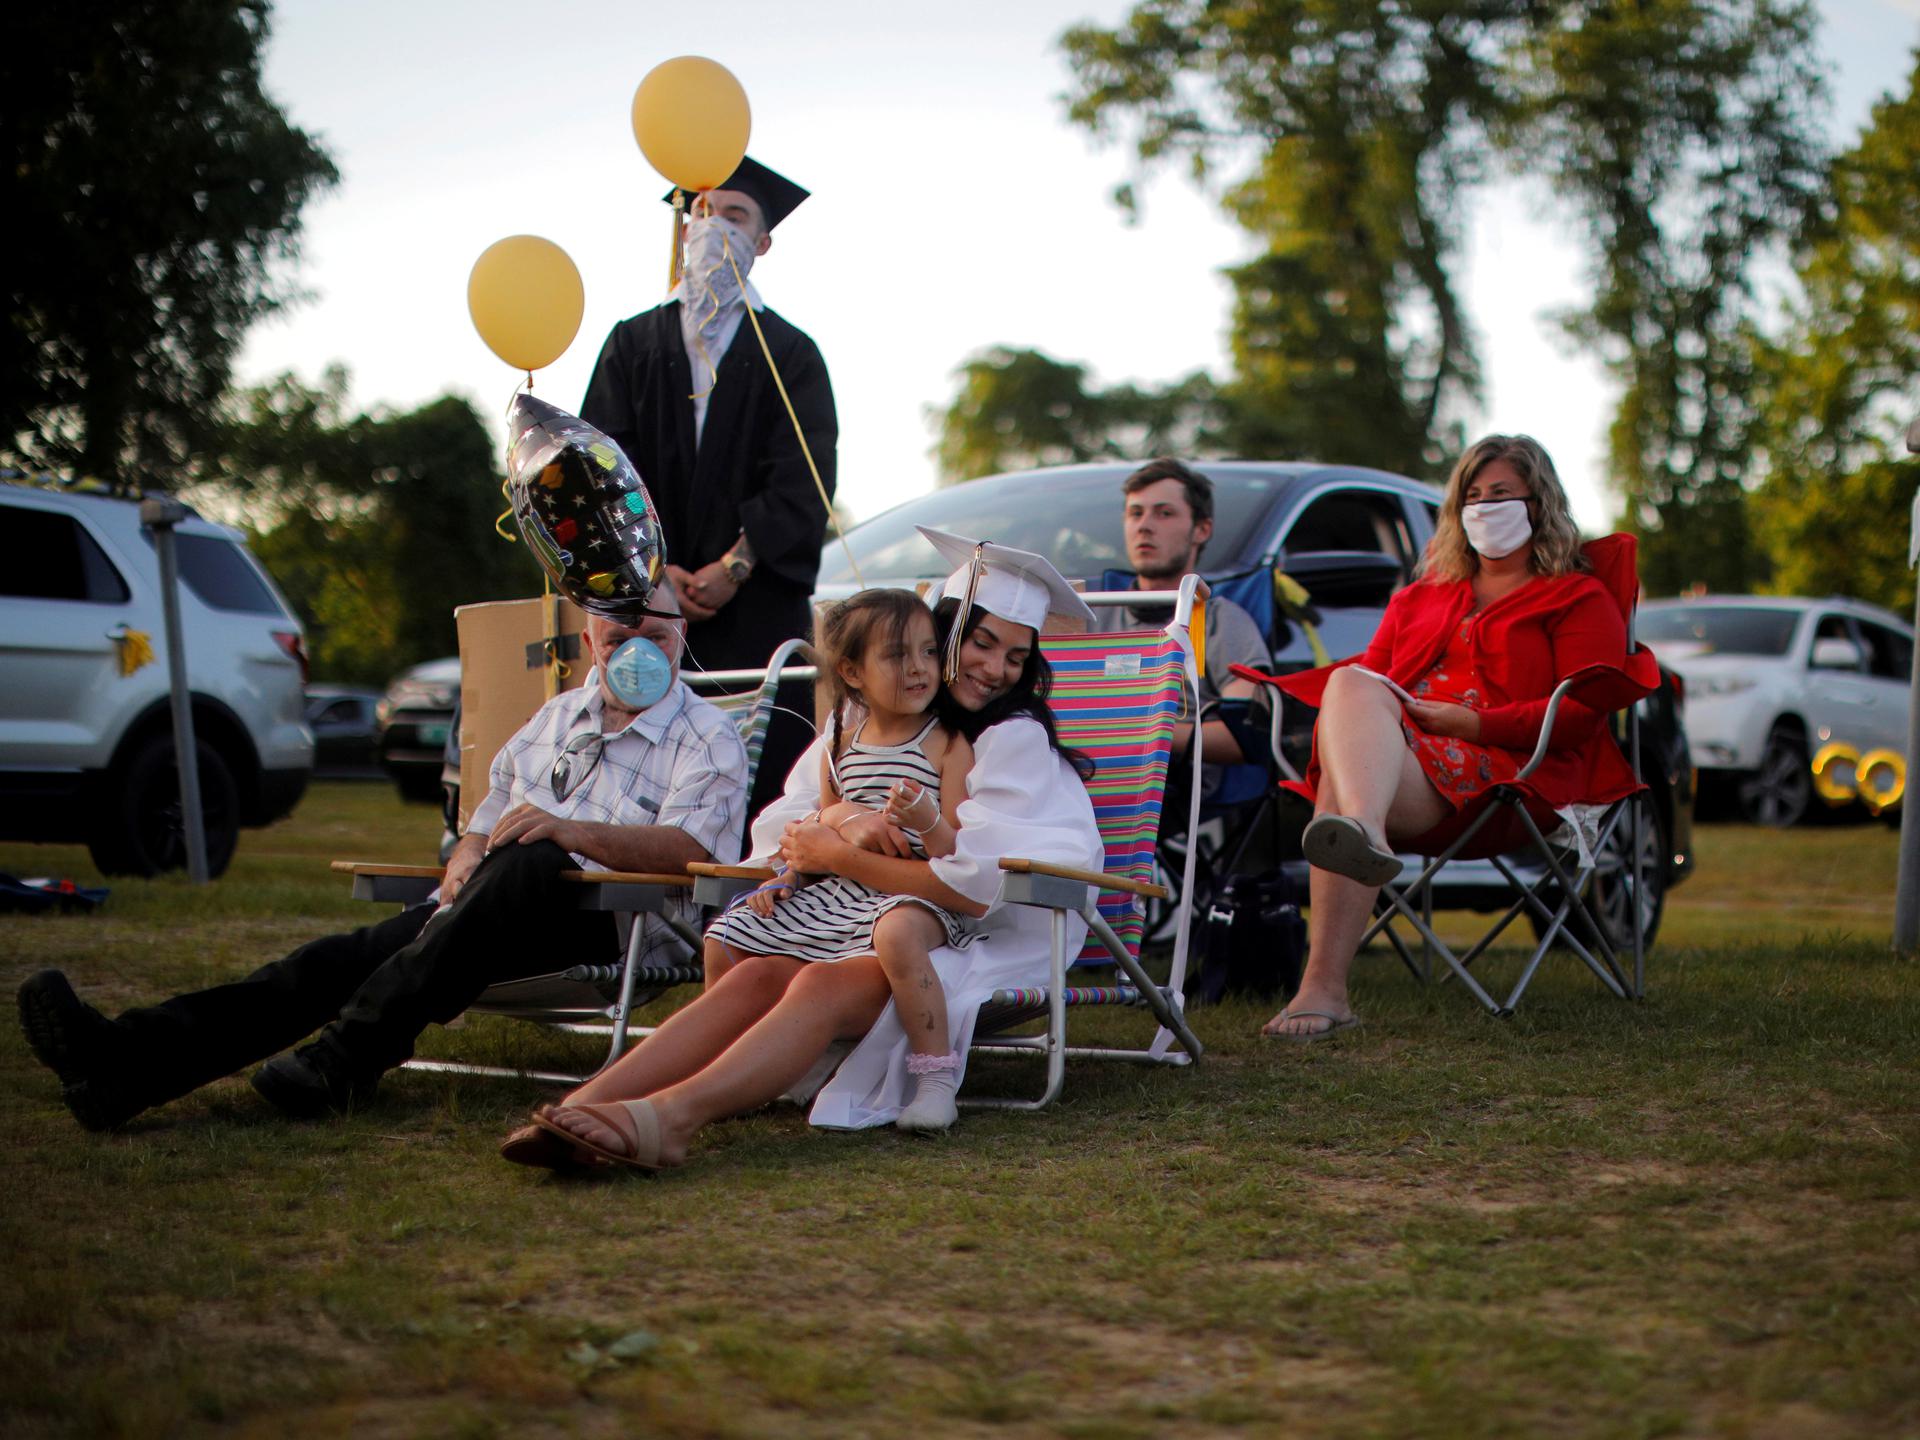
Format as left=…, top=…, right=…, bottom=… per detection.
left=681, top=215, right=755, bottom=328
left=1460, top=498, right=1534, bottom=559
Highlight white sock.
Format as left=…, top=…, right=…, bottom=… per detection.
left=897, top=1050, right=960, bottom=1132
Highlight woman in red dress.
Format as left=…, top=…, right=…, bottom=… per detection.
left=1265, top=435, right=1642, bottom=1040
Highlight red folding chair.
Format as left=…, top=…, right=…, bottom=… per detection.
left=1235, top=535, right=1662, bottom=1015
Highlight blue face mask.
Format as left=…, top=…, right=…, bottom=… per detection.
left=604, top=636, right=673, bottom=711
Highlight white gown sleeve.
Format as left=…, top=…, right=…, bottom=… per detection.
left=930, top=716, right=1104, bottom=910
left=744, top=733, right=831, bottom=867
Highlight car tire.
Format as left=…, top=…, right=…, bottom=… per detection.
left=1737, top=722, right=1812, bottom=828
left=88, top=735, right=240, bottom=879
left=1530, top=792, right=1667, bottom=957
left=393, top=770, right=445, bottom=804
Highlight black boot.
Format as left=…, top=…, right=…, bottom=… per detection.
left=17, top=970, right=146, bottom=1131
left=250, top=1038, right=379, bottom=1119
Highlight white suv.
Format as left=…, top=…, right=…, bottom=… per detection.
left=0, top=480, right=314, bottom=875
left=1639, top=595, right=1912, bottom=826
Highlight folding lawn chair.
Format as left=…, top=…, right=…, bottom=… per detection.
left=333, top=636, right=817, bottom=1085
left=1232, top=535, right=1662, bottom=1017
left=965, top=581, right=1211, bottom=1109
left=687, top=576, right=1213, bottom=1112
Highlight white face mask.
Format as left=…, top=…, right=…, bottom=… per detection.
left=1461, top=499, right=1533, bottom=559
left=679, top=215, right=754, bottom=326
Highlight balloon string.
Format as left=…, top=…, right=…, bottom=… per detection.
left=494, top=381, right=530, bottom=543
left=723, top=245, right=864, bottom=588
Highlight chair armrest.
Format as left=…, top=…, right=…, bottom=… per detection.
left=558, top=870, right=694, bottom=887
left=998, top=857, right=1169, bottom=901
left=330, top=861, right=445, bottom=879
left=686, top=862, right=778, bottom=881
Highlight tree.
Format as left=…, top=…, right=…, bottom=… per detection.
left=932, top=347, right=1222, bottom=482
left=1507, top=0, right=1827, bottom=594
left=1748, top=52, right=1920, bottom=613
left=203, top=370, right=540, bottom=683
left=1061, top=0, right=1507, bottom=479
left=934, top=0, right=1829, bottom=553
left=2, top=1, right=337, bottom=494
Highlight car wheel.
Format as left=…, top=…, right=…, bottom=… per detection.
left=1737, top=723, right=1813, bottom=828
left=1528, top=794, right=1667, bottom=958
left=393, top=770, right=445, bottom=804
left=88, top=735, right=240, bottom=879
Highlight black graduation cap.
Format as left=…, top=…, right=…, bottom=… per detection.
left=661, top=155, right=809, bottom=230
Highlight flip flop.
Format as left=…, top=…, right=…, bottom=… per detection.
left=1261, top=1008, right=1363, bottom=1043
left=532, top=1099, right=667, bottom=1172
left=1302, top=815, right=1404, bottom=886
left=498, top=1121, right=609, bottom=1173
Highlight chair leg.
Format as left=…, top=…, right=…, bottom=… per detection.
left=1090, top=907, right=1203, bottom=1061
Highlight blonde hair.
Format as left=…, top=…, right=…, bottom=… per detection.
left=1418, top=434, right=1587, bottom=583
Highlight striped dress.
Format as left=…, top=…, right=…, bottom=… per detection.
left=708, top=715, right=979, bottom=964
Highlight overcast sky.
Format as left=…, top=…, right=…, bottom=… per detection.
left=236, top=0, right=1920, bottom=534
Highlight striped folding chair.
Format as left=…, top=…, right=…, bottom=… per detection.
left=334, top=636, right=817, bottom=1085
left=966, top=574, right=1209, bottom=1110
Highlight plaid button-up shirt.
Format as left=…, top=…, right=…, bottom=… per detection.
left=468, top=674, right=747, bottom=962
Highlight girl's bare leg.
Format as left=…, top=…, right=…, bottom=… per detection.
left=1269, top=719, right=1453, bottom=1038
left=563, top=954, right=801, bottom=1106
left=545, top=958, right=892, bottom=1165
left=872, top=906, right=949, bottom=1054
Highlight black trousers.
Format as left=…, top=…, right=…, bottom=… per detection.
left=112, top=840, right=618, bottom=1108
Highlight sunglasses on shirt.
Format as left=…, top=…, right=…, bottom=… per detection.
left=549, top=729, right=606, bottom=802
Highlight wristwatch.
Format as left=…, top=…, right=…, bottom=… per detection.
left=721, top=550, right=753, bottom=585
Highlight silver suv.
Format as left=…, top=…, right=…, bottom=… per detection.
left=0, top=480, right=314, bottom=876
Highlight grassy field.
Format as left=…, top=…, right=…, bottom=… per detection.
left=1, top=784, right=1914, bottom=1439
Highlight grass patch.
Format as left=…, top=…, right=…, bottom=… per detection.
left=2, top=789, right=1916, bottom=1437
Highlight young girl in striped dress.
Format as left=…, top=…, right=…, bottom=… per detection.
left=705, top=589, right=975, bottom=1130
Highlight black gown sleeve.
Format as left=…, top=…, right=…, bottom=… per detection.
left=737, top=331, right=838, bottom=589
left=579, top=321, right=644, bottom=468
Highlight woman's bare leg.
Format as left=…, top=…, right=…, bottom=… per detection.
left=1269, top=735, right=1453, bottom=1037
left=872, top=907, right=949, bottom=1055
left=546, top=958, right=893, bottom=1165
left=1312, top=668, right=1421, bottom=845
left=563, top=954, right=801, bottom=1106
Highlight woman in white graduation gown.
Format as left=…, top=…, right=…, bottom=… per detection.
left=501, top=531, right=1104, bottom=1170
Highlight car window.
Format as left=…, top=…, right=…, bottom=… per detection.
left=143, top=531, right=287, bottom=615
left=1279, top=489, right=1416, bottom=569
left=1638, top=605, right=1800, bottom=656
left=816, top=471, right=1287, bottom=584
left=0, top=504, right=131, bottom=604
left=1811, top=613, right=1864, bottom=670
left=312, top=699, right=362, bottom=725
left=1855, top=620, right=1914, bottom=682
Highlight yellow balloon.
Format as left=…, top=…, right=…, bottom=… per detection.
left=631, top=56, right=751, bottom=192
left=466, top=235, right=584, bottom=373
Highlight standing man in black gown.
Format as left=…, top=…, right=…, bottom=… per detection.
left=580, top=156, right=835, bottom=821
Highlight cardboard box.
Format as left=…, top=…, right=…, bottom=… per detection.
left=454, top=595, right=589, bottom=831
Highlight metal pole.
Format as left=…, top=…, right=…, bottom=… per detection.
left=139, top=497, right=210, bottom=884
left=1892, top=418, right=1920, bottom=953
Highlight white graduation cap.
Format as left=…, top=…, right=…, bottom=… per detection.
left=918, top=526, right=1096, bottom=681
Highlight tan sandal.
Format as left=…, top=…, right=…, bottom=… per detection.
left=532, top=1099, right=666, bottom=1171
left=499, top=1120, right=608, bottom=1173
left=1302, top=815, right=1403, bottom=886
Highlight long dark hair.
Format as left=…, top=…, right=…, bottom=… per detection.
left=932, top=597, right=1094, bottom=781
left=819, top=589, right=936, bottom=762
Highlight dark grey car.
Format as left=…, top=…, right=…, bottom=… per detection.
left=815, top=460, right=1441, bottom=667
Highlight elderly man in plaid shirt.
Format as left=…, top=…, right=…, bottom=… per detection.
left=18, top=589, right=750, bottom=1129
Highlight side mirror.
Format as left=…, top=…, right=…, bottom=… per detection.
left=1810, top=635, right=1864, bottom=670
